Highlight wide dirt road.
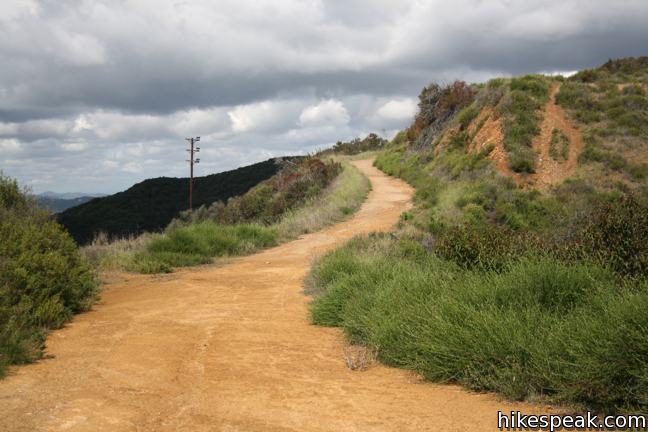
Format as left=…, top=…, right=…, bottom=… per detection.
left=0, top=160, right=550, bottom=431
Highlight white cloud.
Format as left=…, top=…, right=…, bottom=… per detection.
left=61, top=142, right=87, bottom=152
left=121, top=162, right=143, bottom=173
left=55, top=30, right=108, bottom=66
left=229, top=102, right=278, bottom=133
left=102, top=160, right=119, bottom=169
left=228, top=100, right=303, bottom=133
left=171, top=108, right=230, bottom=137
left=125, top=142, right=164, bottom=157
left=0, top=138, right=21, bottom=153
left=83, top=111, right=168, bottom=141
left=0, top=123, right=19, bottom=136
left=299, top=99, right=350, bottom=127
left=376, top=98, right=417, bottom=121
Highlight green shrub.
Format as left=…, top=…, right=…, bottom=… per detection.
left=325, top=133, right=388, bottom=155
left=572, top=68, right=600, bottom=83
left=573, top=194, right=648, bottom=278
left=408, top=81, right=476, bottom=146
left=487, top=78, right=506, bottom=88
left=457, top=104, right=480, bottom=129
left=555, top=81, right=602, bottom=123
left=0, top=174, right=97, bottom=376
left=510, top=74, right=551, bottom=99
left=434, top=223, right=536, bottom=271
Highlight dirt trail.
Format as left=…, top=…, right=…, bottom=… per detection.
left=529, top=84, right=583, bottom=189
left=0, top=160, right=552, bottom=431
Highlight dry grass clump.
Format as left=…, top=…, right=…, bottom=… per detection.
left=342, top=345, right=377, bottom=371
left=81, top=231, right=154, bottom=272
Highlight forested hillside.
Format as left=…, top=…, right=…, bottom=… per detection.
left=58, top=158, right=286, bottom=244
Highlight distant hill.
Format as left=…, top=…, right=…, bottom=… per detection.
left=39, top=191, right=107, bottom=200
left=36, top=194, right=106, bottom=213
left=58, top=158, right=286, bottom=244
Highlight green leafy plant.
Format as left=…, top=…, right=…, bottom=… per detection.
left=0, top=174, right=97, bottom=376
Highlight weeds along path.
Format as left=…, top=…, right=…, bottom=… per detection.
left=0, top=160, right=552, bottom=431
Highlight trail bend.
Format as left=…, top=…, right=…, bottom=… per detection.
left=0, top=159, right=551, bottom=431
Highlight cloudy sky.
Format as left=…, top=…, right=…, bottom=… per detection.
left=1, top=0, right=647, bottom=194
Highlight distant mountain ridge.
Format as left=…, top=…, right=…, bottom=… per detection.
left=57, top=158, right=288, bottom=244
left=36, top=195, right=104, bottom=213
left=38, top=191, right=107, bottom=200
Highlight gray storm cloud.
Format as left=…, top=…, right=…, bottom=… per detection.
left=1, top=0, right=647, bottom=193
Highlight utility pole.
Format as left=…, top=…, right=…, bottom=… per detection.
left=185, top=136, right=200, bottom=211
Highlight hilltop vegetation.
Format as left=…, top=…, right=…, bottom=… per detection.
left=0, top=174, right=97, bottom=377
left=556, top=57, right=648, bottom=183
left=58, top=158, right=284, bottom=245
left=309, top=57, right=648, bottom=413
left=318, top=133, right=388, bottom=156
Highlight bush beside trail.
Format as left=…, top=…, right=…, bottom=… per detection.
left=0, top=174, right=98, bottom=377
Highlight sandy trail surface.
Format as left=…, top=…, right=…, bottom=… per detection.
left=0, top=160, right=551, bottom=431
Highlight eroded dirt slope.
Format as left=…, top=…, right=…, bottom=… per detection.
left=529, top=84, right=584, bottom=188
left=0, top=160, right=553, bottom=432
left=467, top=84, right=583, bottom=189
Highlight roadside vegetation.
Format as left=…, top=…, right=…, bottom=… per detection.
left=83, top=157, right=370, bottom=273
left=308, top=57, right=648, bottom=414
left=0, top=174, right=98, bottom=377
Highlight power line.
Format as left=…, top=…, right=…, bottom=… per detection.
left=185, top=136, right=200, bottom=212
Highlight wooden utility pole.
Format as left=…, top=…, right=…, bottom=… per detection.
left=185, top=136, right=200, bottom=211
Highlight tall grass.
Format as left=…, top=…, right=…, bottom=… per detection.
left=131, top=223, right=278, bottom=273
left=308, top=234, right=648, bottom=413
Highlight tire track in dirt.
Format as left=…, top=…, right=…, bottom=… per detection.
left=0, top=160, right=554, bottom=431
